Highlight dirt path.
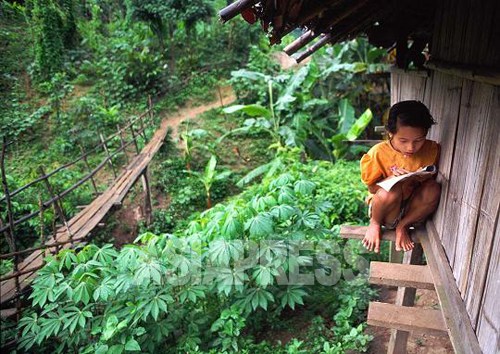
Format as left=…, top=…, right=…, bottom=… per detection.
left=111, top=86, right=236, bottom=246
left=168, top=86, right=236, bottom=141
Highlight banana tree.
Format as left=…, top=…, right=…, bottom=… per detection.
left=330, top=99, right=373, bottom=159
left=180, top=125, right=215, bottom=170
left=223, top=66, right=332, bottom=155
left=185, top=155, right=231, bottom=209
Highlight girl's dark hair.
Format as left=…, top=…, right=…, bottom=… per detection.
left=386, top=100, right=436, bottom=134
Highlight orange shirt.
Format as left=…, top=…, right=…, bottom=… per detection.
left=360, top=139, right=440, bottom=188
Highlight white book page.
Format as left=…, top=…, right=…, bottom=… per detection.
left=376, top=165, right=437, bottom=192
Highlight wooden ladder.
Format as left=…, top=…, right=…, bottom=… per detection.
left=340, top=225, right=448, bottom=354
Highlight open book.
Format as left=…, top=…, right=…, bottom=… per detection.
left=376, top=165, right=437, bottom=192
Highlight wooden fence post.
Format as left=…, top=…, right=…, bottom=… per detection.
left=99, top=133, right=117, bottom=179
left=1, top=138, right=22, bottom=322
left=141, top=167, right=153, bottom=226
left=148, top=95, right=154, bottom=124
left=129, top=122, right=140, bottom=154
left=78, top=144, right=100, bottom=197
left=1, top=141, right=17, bottom=254
left=38, top=166, right=73, bottom=244
left=116, top=124, right=129, bottom=164
left=139, top=113, right=147, bottom=142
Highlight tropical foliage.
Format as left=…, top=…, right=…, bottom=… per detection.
left=19, top=153, right=375, bottom=353
left=227, top=38, right=388, bottom=160
left=1, top=0, right=391, bottom=351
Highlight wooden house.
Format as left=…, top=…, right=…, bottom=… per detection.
left=220, top=1, right=499, bottom=353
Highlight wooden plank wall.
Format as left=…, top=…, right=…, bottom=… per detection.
left=391, top=70, right=499, bottom=353
left=390, top=1, right=500, bottom=352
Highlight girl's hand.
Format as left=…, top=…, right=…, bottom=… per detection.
left=390, top=166, right=409, bottom=176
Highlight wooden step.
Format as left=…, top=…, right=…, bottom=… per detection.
left=369, top=262, right=434, bottom=290
left=0, top=308, right=18, bottom=319
left=340, top=225, right=420, bottom=243
left=368, top=302, right=447, bottom=336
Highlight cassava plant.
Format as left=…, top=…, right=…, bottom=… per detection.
left=18, top=155, right=374, bottom=353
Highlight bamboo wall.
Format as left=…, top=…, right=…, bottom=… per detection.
left=390, top=2, right=499, bottom=351
left=391, top=0, right=500, bottom=353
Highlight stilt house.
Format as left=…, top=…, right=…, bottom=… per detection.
left=220, top=1, right=499, bottom=353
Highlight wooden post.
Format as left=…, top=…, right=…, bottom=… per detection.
left=38, top=166, right=73, bottom=243
left=141, top=167, right=153, bottom=226
left=2, top=138, right=23, bottom=322
left=148, top=95, right=154, bottom=128
left=78, top=144, right=99, bottom=196
left=139, top=113, right=148, bottom=142
left=387, top=243, right=424, bottom=354
left=389, top=242, right=404, bottom=263
left=38, top=195, right=46, bottom=244
left=99, top=133, right=117, bottom=179
left=116, top=125, right=129, bottom=164
left=1, top=140, right=17, bottom=253
left=129, top=122, right=140, bottom=154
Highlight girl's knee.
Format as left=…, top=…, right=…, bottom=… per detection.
left=374, top=186, right=402, bottom=205
left=421, top=179, right=441, bottom=201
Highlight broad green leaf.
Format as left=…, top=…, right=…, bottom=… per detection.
left=270, top=173, right=293, bottom=188
left=252, top=265, right=278, bottom=287
left=125, top=338, right=141, bottom=351
left=222, top=215, right=243, bottom=238
left=230, top=69, right=270, bottom=82
left=108, top=344, right=124, bottom=354
left=245, top=213, right=274, bottom=238
left=236, top=158, right=283, bottom=187
left=95, top=345, right=109, bottom=354
left=346, top=108, right=373, bottom=141
left=223, top=104, right=271, bottom=118
left=59, top=250, right=78, bottom=271
left=248, top=288, right=274, bottom=311
left=294, top=180, right=316, bottom=196
left=179, top=286, right=206, bottom=304
left=278, top=186, right=295, bottom=204
left=280, top=286, right=307, bottom=310
left=270, top=204, right=296, bottom=221
left=338, top=99, right=355, bottom=134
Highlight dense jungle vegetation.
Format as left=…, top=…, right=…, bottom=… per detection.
left=1, top=0, right=392, bottom=352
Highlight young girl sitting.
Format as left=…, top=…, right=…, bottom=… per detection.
left=360, top=100, right=441, bottom=253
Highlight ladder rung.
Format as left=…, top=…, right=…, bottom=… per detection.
left=340, top=225, right=420, bottom=243
left=0, top=308, right=18, bottom=319
left=368, top=302, right=447, bottom=336
left=369, top=261, right=434, bottom=289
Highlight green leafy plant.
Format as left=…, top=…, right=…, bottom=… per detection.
left=17, top=156, right=374, bottom=353
left=185, top=154, right=232, bottom=209
left=330, top=99, right=373, bottom=159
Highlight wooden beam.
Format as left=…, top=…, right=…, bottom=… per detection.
left=370, top=261, right=434, bottom=290
left=219, top=0, right=259, bottom=23
left=368, top=302, right=447, bottom=336
left=425, top=60, right=500, bottom=86
left=416, top=222, right=482, bottom=354
left=294, top=33, right=332, bottom=63
left=283, top=30, right=318, bottom=55
left=340, top=225, right=421, bottom=244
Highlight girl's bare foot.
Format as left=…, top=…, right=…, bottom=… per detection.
left=362, top=222, right=382, bottom=253
left=395, top=226, right=415, bottom=252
